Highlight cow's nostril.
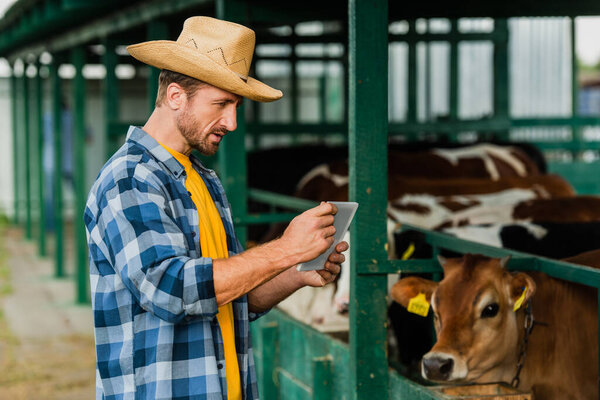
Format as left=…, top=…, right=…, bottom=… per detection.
left=422, top=355, right=454, bottom=381
left=439, top=358, right=454, bottom=376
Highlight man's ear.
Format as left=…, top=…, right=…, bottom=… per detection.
left=390, top=276, right=438, bottom=308
left=166, top=82, right=186, bottom=110
left=509, top=272, right=536, bottom=311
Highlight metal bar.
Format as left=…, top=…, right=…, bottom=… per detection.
left=36, top=60, right=46, bottom=257
left=51, top=57, right=64, bottom=278
left=247, top=122, right=347, bottom=134
left=248, top=189, right=318, bottom=211
left=449, top=19, right=458, bottom=122
left=4, top=0, right=213, bottom=61
left=319, top=67, right=327, bottom=123
left=407, top=21, right=417, bottom=123
left=511, top=116, right=600, bottom=127
left=234, top=212, right=298, bottom=226
left=260, top=323, right=279, bottom=400
left=146, top=20, right=168, bottom=116
left=570, top=17, right=581, bottom=158
left=71, top=46, right=88, bottom=303
left=390, top=31, right=505, bottom=43
left=388, top=226, right=600, bottom=289
left=290, top=31, right=299, bottom=127
left=10, top=65, right=19, bottom=225
left=102, top=38, right=120, bottom=161
left=217, top=0, right=249, bottom=247
left=256, top=54, right=345, bottom=62
left=348, top=1, right=389, bottom=399
left=313, top=356, right=333, bottom=400
left=493, top=19, right=510, bottom=134
left=23, top=65, right=32, bottom=240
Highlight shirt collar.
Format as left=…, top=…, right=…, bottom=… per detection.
left=126, top=126, right=212, bottom=178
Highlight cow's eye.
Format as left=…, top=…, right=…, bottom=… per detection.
left=481, top=303, right=499, bottom=318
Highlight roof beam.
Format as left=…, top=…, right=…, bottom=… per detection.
left=4, top=0, right=212, bottom=61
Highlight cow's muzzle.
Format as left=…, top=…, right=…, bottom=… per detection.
left=422, top=352, right=456, bottom=381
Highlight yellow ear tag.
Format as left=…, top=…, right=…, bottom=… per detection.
left=401, top=242, right=416, bottom=260
left=407, top=293, right=430, bottom=317
left=513, top=286, right=527, bottom=312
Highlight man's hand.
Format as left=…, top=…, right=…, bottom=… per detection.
left=300, top=241, right=349, bottom=287
left=279, top=202, right=338, bottom=265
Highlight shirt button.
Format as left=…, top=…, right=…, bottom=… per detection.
left=217, top=363, right=224, bottom=370
left=188, top=191, right=192, bottom=197
left=191, top=232, right=196, bottom=237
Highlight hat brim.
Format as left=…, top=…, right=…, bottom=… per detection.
left=127, top=40, right=283, bottom=102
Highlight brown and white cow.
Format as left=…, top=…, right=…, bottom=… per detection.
left=391, top=253, right=599, bottom=400
left=436, top=195, right=600, bottom=229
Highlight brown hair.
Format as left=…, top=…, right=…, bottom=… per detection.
left=155, top=69, right=208, bottom=108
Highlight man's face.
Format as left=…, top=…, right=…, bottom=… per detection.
left=176, top=85, right=243, bottom=156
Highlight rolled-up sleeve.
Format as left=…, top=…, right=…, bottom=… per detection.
left=88, top=176, right=218, bottom=323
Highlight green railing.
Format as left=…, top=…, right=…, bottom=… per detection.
left=252, top=224, right=600, bottom=399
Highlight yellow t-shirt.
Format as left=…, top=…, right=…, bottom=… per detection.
left=160, top=142, right=241, bottom=400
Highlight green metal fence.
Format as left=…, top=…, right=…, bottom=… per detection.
left=252, top=223, right=600, bottom=399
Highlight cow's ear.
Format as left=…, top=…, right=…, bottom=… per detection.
left=499, top=255, right=511, bottom=268
left=509, top=273, right=536, bottom=311
left=437, top=255, right=447, bottom=266
left=391, top=276, right=438, bottom=308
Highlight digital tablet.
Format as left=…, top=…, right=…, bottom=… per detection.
left=296, top=201, right=358, bottom=272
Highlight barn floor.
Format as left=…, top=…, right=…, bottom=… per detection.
left=0, top=225, right=95, bottom=400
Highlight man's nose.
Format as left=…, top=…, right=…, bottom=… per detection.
left=222, top=106, right=237, bottom=132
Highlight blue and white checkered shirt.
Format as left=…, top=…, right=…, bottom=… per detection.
left=85, top=126, right=263, bottom=400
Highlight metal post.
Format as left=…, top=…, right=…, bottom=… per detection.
left=216, top=0, right=249, bottom=247
left=146, top=20, right=169, bottom=116
left=320, top=65, right=327, bottom=123
left=23, top=64, right=32, bottom=240
left=260, top=323, right=279, bottom=399
left=291, top=31, right=299, bottom=127
left=313, top=357, right=333, bottom=400
left=407, top=21, right=417, bottom=124
left=449, top=19, right=459, bottom=122
left=36, top=60, right=46, bottom=257
left=348, top=1, right=389, bottom=399
left=570, top=17, right=581, bottom=158
left=102, top=39, right=120, bottom=160
left=10, top=64, right=19, bottom=225
left=493, top=19, right=510, bottom=139
left=51, top=56, right=65, bottom=278
left=71, top=47, right=88, bottom=303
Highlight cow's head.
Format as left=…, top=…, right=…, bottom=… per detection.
left=391, top=254, right=536, bottom=383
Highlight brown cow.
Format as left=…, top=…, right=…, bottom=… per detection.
left=391, top=253, right=599, bottom=400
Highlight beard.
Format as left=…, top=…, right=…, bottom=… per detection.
left=176, top=107, right=227, bottom=156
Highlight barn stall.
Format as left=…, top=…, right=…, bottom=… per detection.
left=2, top=0, right=600, bottom=399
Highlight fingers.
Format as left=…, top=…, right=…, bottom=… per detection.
left=322, top=225, right=336, bottom=239
left=306, top=202, right=338, bottom=217
left=335, top=241, right=349, bottom=253
left=318, top=214, right=335, bottom=228
left=316, top=267, right=337, bottom=285
left=327, top=251, right=345, bottom=265
left=324, top=260, right=341, bottom=275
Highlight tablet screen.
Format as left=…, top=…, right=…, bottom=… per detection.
left=296, top=201, right=358, bottom=272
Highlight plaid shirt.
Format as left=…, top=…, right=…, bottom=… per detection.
left=85, top=126, right=263, bottom=400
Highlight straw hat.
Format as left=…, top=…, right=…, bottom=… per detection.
left=127, top=16, right=282, bottom=102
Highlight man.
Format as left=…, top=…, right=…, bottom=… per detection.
left=84, top=16, right=348, bottom=400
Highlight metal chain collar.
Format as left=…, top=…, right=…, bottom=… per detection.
left=511, top=300, right=534, bottom=388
